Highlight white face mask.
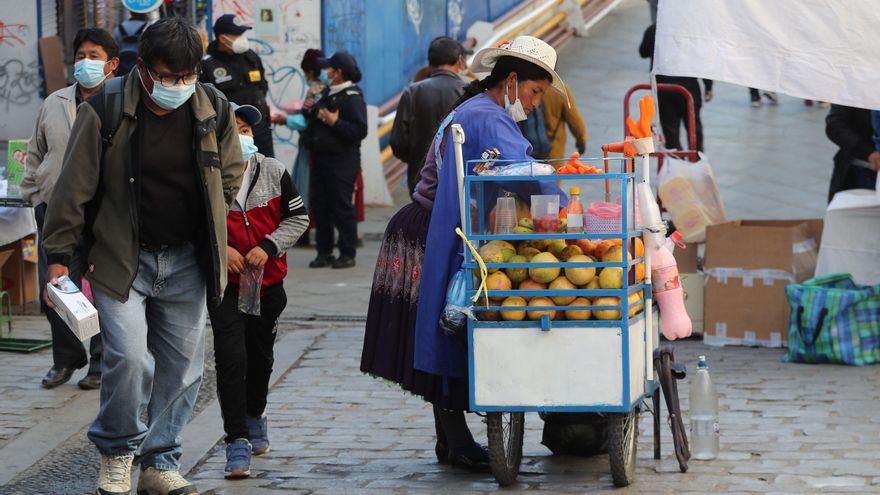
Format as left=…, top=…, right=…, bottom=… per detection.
left=228, top=35, right=250, bottom=54
left=504, top=75, right=527, bottom=123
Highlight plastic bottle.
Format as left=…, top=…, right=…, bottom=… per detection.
left=651, top=231, right=692, bottom=340
left=689, top=355, right=720, bottom=460
left=567, top=187, right=584, bottom=233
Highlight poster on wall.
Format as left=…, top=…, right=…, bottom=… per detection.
left=212, top=0, right=321, bottom=168
left=0, top=6, right=42, bottom=141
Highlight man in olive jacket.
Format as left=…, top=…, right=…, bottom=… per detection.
left=42, top=17, right=243, bottom=495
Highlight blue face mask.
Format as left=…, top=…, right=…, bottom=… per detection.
left=139, top=68, right=196, bottom=110
left=74, top=59, right=108, bottom=89
left=239, top=134, right=258, bottom=162
left=319, top=70, right=331, bottom=86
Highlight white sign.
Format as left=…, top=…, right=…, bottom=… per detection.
left=653, top=0, right=880, bottom=110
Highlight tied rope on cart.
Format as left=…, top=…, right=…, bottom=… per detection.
left=439, top=227, right=490, bottom=338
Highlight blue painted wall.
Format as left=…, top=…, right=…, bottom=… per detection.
left=322, top=0, right=521, bottom=106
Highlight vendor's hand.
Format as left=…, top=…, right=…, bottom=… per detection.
left=227, top=246, right=246, bottom=274
left=245, top=246, right=269, bottom=268
left=576, top=143, right=586, bottom=155
left=704, top=90, right=714, bottom=103
left=270, top=113, right=288, bottom=125
left=869, top=151, right=880, bottom=171
left=43, top=264, right=69, bottom=308
left=318, top=108, right=339, bottom=126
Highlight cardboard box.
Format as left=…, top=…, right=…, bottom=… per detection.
left=47, top=276, right=100, bottom=341
left=681, top=272, right=704, bottom=334
left=703, top=220, right=823, bottom=347
left=0, top=234, right=38, bottom=306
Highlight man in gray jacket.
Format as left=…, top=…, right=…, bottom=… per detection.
left=23, top=28, right=119, bottom=390
left=390, top=37, right=468, bottom=195
left=42, top=17, right=243, bottom=495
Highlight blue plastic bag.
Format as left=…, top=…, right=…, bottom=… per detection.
left=439, top=264, right=474, bottom=338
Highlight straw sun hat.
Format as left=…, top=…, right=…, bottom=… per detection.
left=470, top=35, right=568, bottom=105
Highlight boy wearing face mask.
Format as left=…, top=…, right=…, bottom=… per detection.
left=210, top=103, right=308, bottom=479
left=42, top=17, right=244, bottom=495
left=201, top=14, right=274, bottom=158
left=23, top=28, right=119, bottom=391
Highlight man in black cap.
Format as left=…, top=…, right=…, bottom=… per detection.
left=390, top=37, right=469, bottom=195
left=201, top=14, right=275, bottom=157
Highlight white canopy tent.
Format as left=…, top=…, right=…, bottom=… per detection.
left=652, top=0, right=880, bottom=111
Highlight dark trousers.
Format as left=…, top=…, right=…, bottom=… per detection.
left=311, top=157, right=358, bottom=259
left=34, top=203, right=102, bottom=371
left=253, top=118, right=275, bottom=158
left=658, top=87, right=704, bottom=152
left=210, top=282, right=287, bottom=442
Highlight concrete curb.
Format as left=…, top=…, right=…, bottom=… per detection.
left=0, top=391, right=99, bottom=486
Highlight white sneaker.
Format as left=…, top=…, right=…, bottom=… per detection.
left=96, top=453, right=134, bottom=495
left=136, top=467, right=198, bottom=495
left=762, top=91, right=779, bottom=104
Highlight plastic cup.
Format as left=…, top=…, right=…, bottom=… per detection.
left=530, top=195, right=560, bottom=233
left=494, top=196, right=517, bottom=234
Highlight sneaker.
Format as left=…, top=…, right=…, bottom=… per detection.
left=308, top=254, right=335, bottom=268
left=762, top=91, right=779, bottom=104
left=224, top=439, right=252, bottom=479
left=750, top=99, right=761, bottom=108
left=136, top=467, right=197, bottom=495
left=818, top=101, right=830, bottom=108
left=246, top=415, right=271, bottom=455
left=96, top=453, right=133, bottom=495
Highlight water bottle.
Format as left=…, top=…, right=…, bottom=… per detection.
left=567, top=187, right=584, bottom=233
left=689, top=355, right=720, bottom=460
left=651, top=231, right=692, bottom=340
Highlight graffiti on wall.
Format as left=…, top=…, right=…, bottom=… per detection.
left=213, top=0, right=321, bottom=166
left=0, top=58, right=40, bottom=110
left=448, top=0, right=464, bottom=39
left=0, top=11, right=42, bottom=140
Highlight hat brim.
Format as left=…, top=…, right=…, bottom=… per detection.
left=215, top=24, right=251, bottom=36
left=470, top=47, right=568, bottom=106
left=232, top=104, right=262, bottom=126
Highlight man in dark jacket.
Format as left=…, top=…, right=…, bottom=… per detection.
left=391, top=37, right=468, bottom=195
left=201, top=14, right=274, bottom=157
left=639, top=23, right=713, bottom=152
left=303, top=52, right=368, bottom=269
left=42, top=18, right=243, bottom=495
left=825, top=105, right=879, bottom=202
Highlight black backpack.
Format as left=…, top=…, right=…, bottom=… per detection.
left=115, top=19, right=147, bottom=76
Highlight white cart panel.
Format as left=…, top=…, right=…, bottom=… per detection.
left=629, top=316, right=647, bottom=404
left=472, top=326, right=624, bottom=408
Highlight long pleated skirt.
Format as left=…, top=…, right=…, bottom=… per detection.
left=360, top=202, right=470, bottom=410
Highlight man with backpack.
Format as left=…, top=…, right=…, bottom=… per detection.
left=42, top=17, right=243, bottom=495
left=114, top=11, right=152, bottom=76
left=201, top=14, right=274, bottom=157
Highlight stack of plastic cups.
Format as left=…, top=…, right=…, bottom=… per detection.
left=494, top=196, right=517, bottom=234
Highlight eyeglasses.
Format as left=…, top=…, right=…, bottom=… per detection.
left=147, top=66, right=199, bottom=87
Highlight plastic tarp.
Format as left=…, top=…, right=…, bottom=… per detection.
left=653, top=0, right=880, bottom=110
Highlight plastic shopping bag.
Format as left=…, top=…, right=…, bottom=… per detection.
left=439, top=264, right=474, bottom=338
left=238, top=265, right=264, bottom=316
left=657, top=153, right=727, bottom=243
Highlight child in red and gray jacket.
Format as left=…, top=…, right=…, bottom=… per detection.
left=211, top=103, right=309, bottom=479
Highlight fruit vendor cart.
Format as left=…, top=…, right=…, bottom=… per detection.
left=451, top=123, right=663, bottom=487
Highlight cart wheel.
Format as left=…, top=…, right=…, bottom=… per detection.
left=607, top=409, right=639, bottom=487
left=486, top=412, right=524, bottom=486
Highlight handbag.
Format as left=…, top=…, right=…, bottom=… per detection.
left=783, top=273, right=880, bottom=366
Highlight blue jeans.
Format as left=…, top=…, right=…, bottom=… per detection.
left=88, top=244, right=206, bottom=471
